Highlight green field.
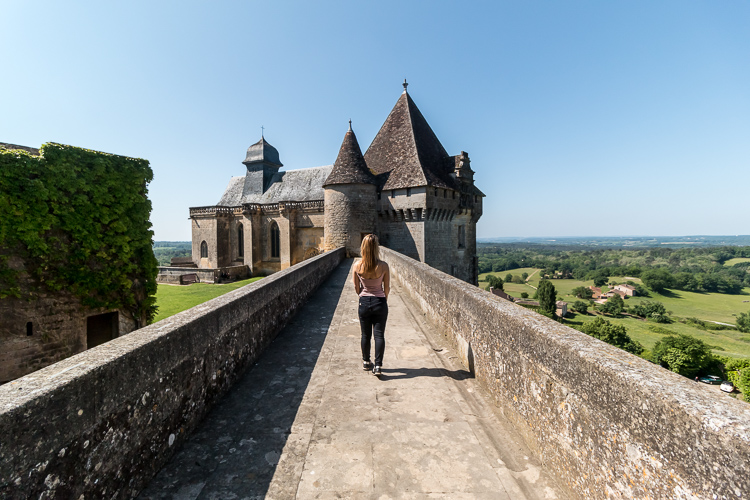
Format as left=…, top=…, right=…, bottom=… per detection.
left=154, top=277, right=263, bottom=322
left=480, top=267, right=750, bottom=359
left=725, top=257, right=750, bottom=267
left=566, top=313, right=750, bottom=359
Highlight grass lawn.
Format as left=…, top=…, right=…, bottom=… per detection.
left=725, top=257, right=750, bottom=266
left=565, top=312, right=750, bottom=359
left=625, top=288, right=750, bottom=324
left=154, top=277, right=263, bottom=322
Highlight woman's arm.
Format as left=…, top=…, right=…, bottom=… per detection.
left=353, top=260, right=361, bottom=295
left=382, top=262, right=390, bottom=300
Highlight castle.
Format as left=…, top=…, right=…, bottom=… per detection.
left=188, top=82, right=484, bottom=284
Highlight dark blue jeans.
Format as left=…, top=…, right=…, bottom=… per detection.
left=359, top=296, right=388, bottom=366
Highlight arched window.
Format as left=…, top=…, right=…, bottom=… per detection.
left=238, top=224, right=244, bottom=258
left=270, top=221, right=280, bottom=258
left=200, top=240, right=208, bottom=258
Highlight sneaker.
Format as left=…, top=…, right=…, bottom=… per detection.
left=372, top=366, right=382, bottom=377
left=363, top=360, right=372, bottom=371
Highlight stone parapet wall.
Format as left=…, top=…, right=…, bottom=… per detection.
left=381, top=247, right=750, bottom=500
left=0, top=248, right=345, bottom=499
left=156, top=265, right=250, bottom=284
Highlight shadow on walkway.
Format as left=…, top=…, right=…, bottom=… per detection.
left=139, top=261, right=352, bottom=499
left=379, top=366, right=473, bottom=381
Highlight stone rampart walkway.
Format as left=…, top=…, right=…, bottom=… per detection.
left=140, top=260, right=564, bottom=499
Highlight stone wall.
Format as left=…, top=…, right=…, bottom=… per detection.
left=156, top=265, right=250, bottom=284
left=0, top=248, right=345, bottom=499
left=324, top=184, right=376, bottom=255
left=381, top=247, right=750, bottom=500
left=0, top=290, right=136, bottom=384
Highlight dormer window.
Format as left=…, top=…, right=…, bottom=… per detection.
left=406, top=188, right=412, bottom=197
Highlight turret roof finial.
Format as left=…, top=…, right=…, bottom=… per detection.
left=403, top=79, right=409, bottom=93
left=348, top=119, right=352, bottom=131
left=261, top=125, right=265, bottom=138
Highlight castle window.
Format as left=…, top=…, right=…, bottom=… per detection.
left=406, top=188, right=411, bottom=197
left=443, top=189, right=447, bottom=198
left=26, top=322, right=33, bottom=336
left=390, top=190, right=395, bottom=199
left=434, top=188, right=438, bottom=196
left=458, top=225, right=466, bottom=249
left=200, top=241, right=208, bottom=258
left=238, top=224, right=244, bottom=258
left=270, top=221, right=280, bottom=258
left=452, top=191, right=456, bottom=199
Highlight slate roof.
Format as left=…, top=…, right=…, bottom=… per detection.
left=364, top=91, right=457, bottom=191
left=323, top=126, right=377, bottom=186
left=0, top=143, right=40, bottom=156
left=243, top=137, right=283, bottom=167
left=218, top=165, right=333, bottom=206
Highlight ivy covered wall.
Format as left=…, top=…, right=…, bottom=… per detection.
left=0, top=143, right=158, bottom=325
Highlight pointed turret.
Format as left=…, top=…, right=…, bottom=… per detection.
left=364, top=82, right=453, bottom=190
left=323, top=121, right=377, bottom=257
left=323, top=122, right=377, bottom=187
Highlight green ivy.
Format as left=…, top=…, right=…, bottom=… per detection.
left=0, top=143, right=158, bottom=324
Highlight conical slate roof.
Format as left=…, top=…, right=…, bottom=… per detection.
left=243, top=136, right=283, bottom=167
left=364, top=90, right=454, bottom=190
left=323, top=124, right=377, bottom=186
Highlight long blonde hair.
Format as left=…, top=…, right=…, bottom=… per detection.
left=358, top=234, right=380, bottom=274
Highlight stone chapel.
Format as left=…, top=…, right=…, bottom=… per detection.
left=188, top=82, right=484, bottom=284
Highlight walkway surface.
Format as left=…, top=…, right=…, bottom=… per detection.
left=140, top=260, right=565, bottom=499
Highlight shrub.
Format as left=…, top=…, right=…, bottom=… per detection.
left=578, top=317, right=643, bottom=355
left=737, top=311, right=750, bottom=333
left=572, top=300, right=588, bottom=314
left=652, top=334, right=713, bottom=378
left=599, top=294, right=624, bottom=316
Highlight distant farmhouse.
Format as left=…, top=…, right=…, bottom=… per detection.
left=174, top=82, right=484, bottom=284
left=0, top=143, right=156, bottom=384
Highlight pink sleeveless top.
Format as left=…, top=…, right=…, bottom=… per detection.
left=357, top=265, right=386, bottom=298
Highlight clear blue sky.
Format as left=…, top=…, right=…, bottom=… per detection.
left=2, top=1, right=749, bottom=240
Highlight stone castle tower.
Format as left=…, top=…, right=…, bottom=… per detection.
left=323, top=122, right=377, bottom=256
left=185, top=82, right=484, bottom=283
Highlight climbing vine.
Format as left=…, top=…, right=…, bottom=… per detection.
left=0, top=143, right=158, bottom=323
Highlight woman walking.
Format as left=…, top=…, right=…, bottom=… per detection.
left=353, top=234, right=390, bottom=377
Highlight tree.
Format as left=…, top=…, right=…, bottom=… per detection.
left=520, top=292, right=529, bottom=299
left=572, top=300, right=588, bottom=314
left=579, top=317, right=643, bottom=355
left=505, top=273, right=513, bottom=283
left=599, top=294, right=624, bottom=316
left=652, top=334, right=713, bottom=377
left=537, top=280, right=557, bottom=315
left=737, top=311, right=750, bottom=333
left=629, top=300, right=669, bottom=322
left=592, top=271, right=609, bottom=287
left=572, top=286, right=594, bottom=299
left=486, top=275, right=503, bottom=290
left=522, top=272, right=529, bottom=280
left=512, top=275, right=524, bottom=284
left=640, top=268, right=674, bottom=293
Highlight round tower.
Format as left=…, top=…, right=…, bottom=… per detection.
left=323, top=121, right=378, bottom=256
